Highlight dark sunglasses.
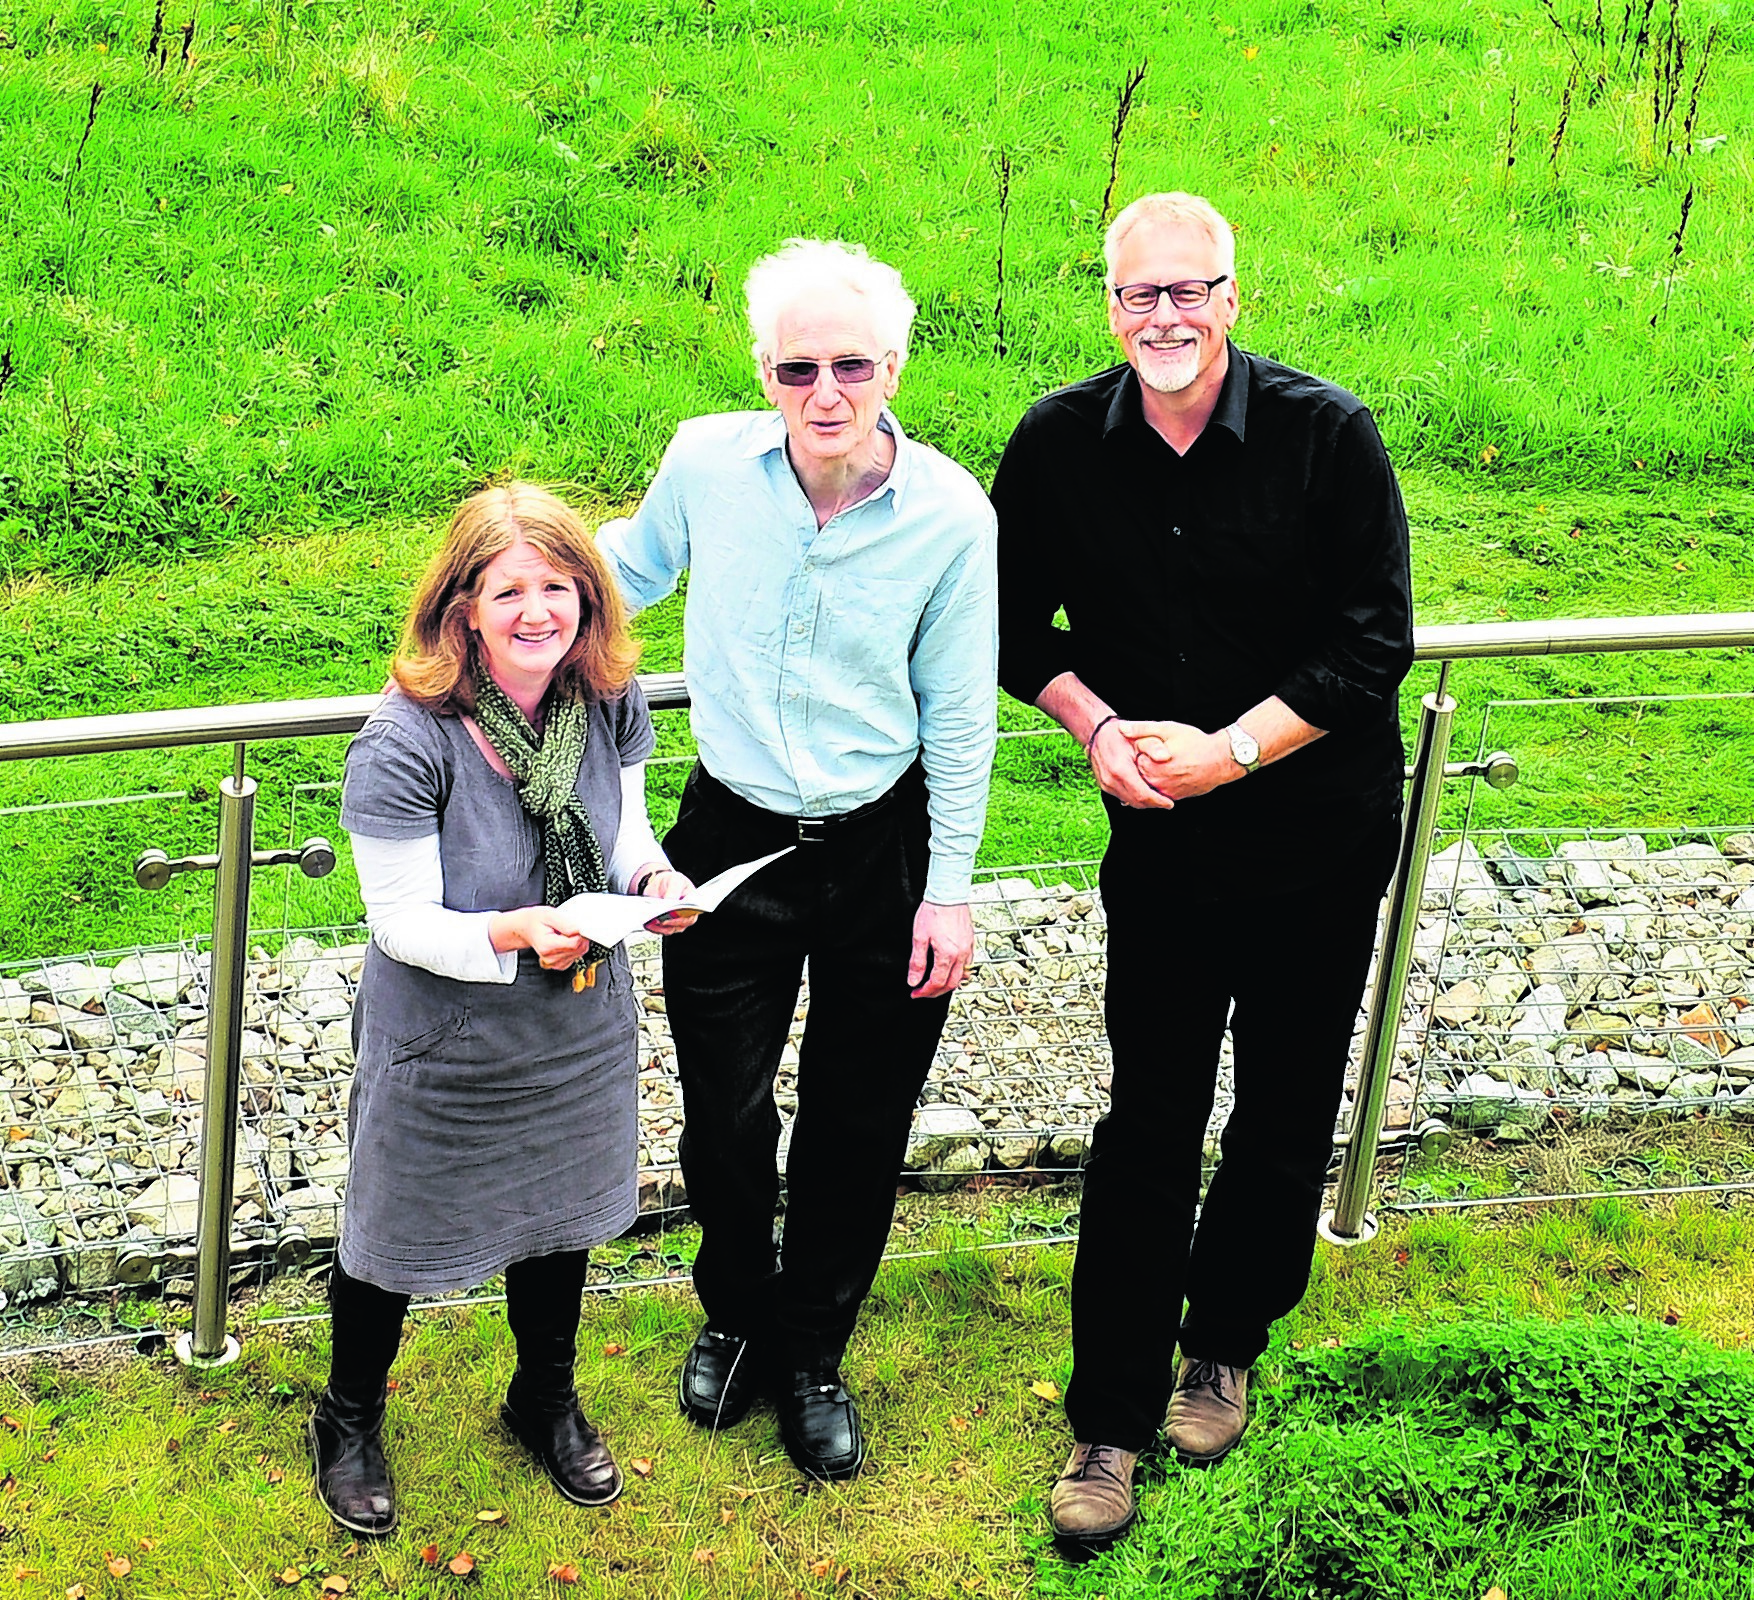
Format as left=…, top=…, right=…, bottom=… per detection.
left=769, top=354, right=888, bottom=387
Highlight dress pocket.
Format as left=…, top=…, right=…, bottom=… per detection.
left=387, top=1010, right=470, bottom=1069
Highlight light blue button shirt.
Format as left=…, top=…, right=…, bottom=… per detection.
left=596, top=408, right=998, bottom=906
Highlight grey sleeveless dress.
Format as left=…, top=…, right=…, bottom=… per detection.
left=336, top=684, right=655, bottom=1294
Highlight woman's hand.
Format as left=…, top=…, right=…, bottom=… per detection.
left=634, top=863, right=700, bottom=935
left=488, top=905, right=595, bottom=969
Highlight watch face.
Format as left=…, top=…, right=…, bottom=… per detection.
left=1230, top=726, right=1260, bottom=768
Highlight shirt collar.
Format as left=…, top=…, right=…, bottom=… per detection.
left=743, top=408, right=912, bottom=507
left=1102, top=340, right=1251, bottom=445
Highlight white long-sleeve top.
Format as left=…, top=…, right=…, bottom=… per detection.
left=351, top=762, right=668, bottom=983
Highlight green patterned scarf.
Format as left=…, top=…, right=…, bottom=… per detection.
left=471, top=672, right=611, bottom=977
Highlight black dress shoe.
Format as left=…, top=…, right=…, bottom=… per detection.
left=679, top=1328, right=763, bottom=1429
left=776, top=1367, right=864, bottom=1482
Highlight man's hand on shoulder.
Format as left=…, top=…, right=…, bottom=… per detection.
left=909, top=901, right=973, bottom=999
left=1128, top=720, right=1242, bottom=801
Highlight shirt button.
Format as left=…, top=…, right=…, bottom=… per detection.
left=1177, top=652, right=1188, bottom=664
left=1172, top=526, right=1183, bottom=537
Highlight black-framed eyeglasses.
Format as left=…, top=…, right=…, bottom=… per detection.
left=768, top=353, right=890, bottom=388
left=1111, top=276, right=1230, bottom=314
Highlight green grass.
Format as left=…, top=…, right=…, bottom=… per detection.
left=8, top=1190, right=1754, bottom=1598
left=2, top=0, right=1753, bottom=956
left=2, top=0, right=1752, bottom=575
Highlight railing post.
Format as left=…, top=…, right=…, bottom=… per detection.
left=175, top=746, right=254, bottom=1367
left=1319, top=678, right=1459, bottom=1246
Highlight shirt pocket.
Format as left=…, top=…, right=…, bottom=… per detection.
left=826, top=573, right=933, bottom=678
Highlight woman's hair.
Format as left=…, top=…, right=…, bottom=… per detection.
left=392, top=481, right=640, bottom=713
left=745, top=238, right=917, bottom=374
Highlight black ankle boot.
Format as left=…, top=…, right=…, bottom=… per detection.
left=501, top=1363, right=623, bottom=1507
left=308, top=1383, right=397, bottom=1536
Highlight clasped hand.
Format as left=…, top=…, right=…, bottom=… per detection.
left=1088, top=718, right=1237, bottom=808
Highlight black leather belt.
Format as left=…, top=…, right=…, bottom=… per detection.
left=692, top=760, right=922, bottom=843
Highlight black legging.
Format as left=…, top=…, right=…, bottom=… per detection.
left=327, top=1251, right=593, bottom=1396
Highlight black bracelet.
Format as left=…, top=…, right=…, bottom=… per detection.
left=1086, top=713, right=1121, bottom=753
left=631, top=869, right=658, bottom=898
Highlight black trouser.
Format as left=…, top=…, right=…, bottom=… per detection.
left=1063, top=814, right=1399, bottom=1451
left=327, top=1251, right=593, bottom=1396
left=661, top=761, right=951, bottom=1369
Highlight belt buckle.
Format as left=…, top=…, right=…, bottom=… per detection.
left=796, top=816, right=829, bottom=844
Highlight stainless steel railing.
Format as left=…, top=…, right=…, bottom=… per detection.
left=2, top=616, right=1752, bottom=1357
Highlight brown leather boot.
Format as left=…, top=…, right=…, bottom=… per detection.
left=1048, top=1441, right=1139, bottom=1547
left=1165, top=1357, right=1248, bottom=1465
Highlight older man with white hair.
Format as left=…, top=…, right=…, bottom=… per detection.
left=596, top=239, right=997, bottom=1482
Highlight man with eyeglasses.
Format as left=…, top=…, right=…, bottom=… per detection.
left=990, top=192, right=1413, bottom=1547
left=596, top=239, right=997, bottom=1482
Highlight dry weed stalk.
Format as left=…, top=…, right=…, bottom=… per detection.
left=993, top=151, right=1012, bottom=359
left=1098, top=59, right=1148, bottom=227
left=1650, top=184, right=1693, bottom=330
left=66, top=82, right=104, bottom=212
left=1550, top=60, right=1581, bottom=175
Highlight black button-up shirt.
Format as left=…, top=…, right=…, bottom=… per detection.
left=991, top=344, right=1414, bottom=886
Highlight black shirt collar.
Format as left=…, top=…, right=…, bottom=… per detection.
left=1101, top=340, right=1251, bottom=446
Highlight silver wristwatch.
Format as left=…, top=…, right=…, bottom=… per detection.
left=1225, top=722, right=1262, bottom=775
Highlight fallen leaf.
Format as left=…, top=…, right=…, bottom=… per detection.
left=720, top=1507, right=736, bottom=1525
left=602, top=1343, right=625, bottom=1356
left=0, top=1417, right=19, bottom=1433
left=277, top=1569, right=301, bottom=1586
left=1243, top=43, right=1259, bottom=58
left=1484, top=1589, right=1508, bottom=1600
left=14, top=1571, right=40, bottom=1582
left=165, top=1438, right=181, bottom=1455
left=448, top=1552, right=476, bottom=1577
left=693, top=1548, right=717, bottom=1564
left=1663, top=1308, right=1682, bottom=1326
left=546, top=1563, right=579, bottom=1583
left=1394, top=1249, right=1410, bottom=1266
left=266, top=1466, right=285, bottom=1485
left=277, top=182, right=294, bottom=195
left=950, top=1415, right=970, bottom=1433
left=66, top=1587, right=86, bottom=1599
left=810, top=1558, right=834, bottom=1578
left=628, top=1457, right=654, bottom=1478
left=217, top=1419, right=237, bottom=1434
left=138, top=1538, right=156, bottom=1552
left=1322, top=1336, right=1341, bottom=1348
left=1029, top=1380, right=1060, bottom=1401
left=476, top=1509, right=505, bottom=1524
left=1479, top=444, right=1500, bottom=465
left=0, top=1475, right=15, bottom=1493
left=420, top=1545, right=440, bottom=1566
left=385, top=1379, right=400, bottom=1393
left=106, top=1555, right=132, bottom=1579
left=321, top=1577, right=349, bottom=1596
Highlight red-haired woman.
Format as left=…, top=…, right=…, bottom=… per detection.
left=311, top=482, right=694, bottom=1535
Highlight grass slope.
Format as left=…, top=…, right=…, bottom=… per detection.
left=2, top=0, right=1752, bottom=574
left=7, top=1191, right=1754, bottom=1599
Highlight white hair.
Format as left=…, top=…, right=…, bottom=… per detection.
left=1104, top=192, right=1237, bottom=283
left=745, top=239, right=917, bottom=373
